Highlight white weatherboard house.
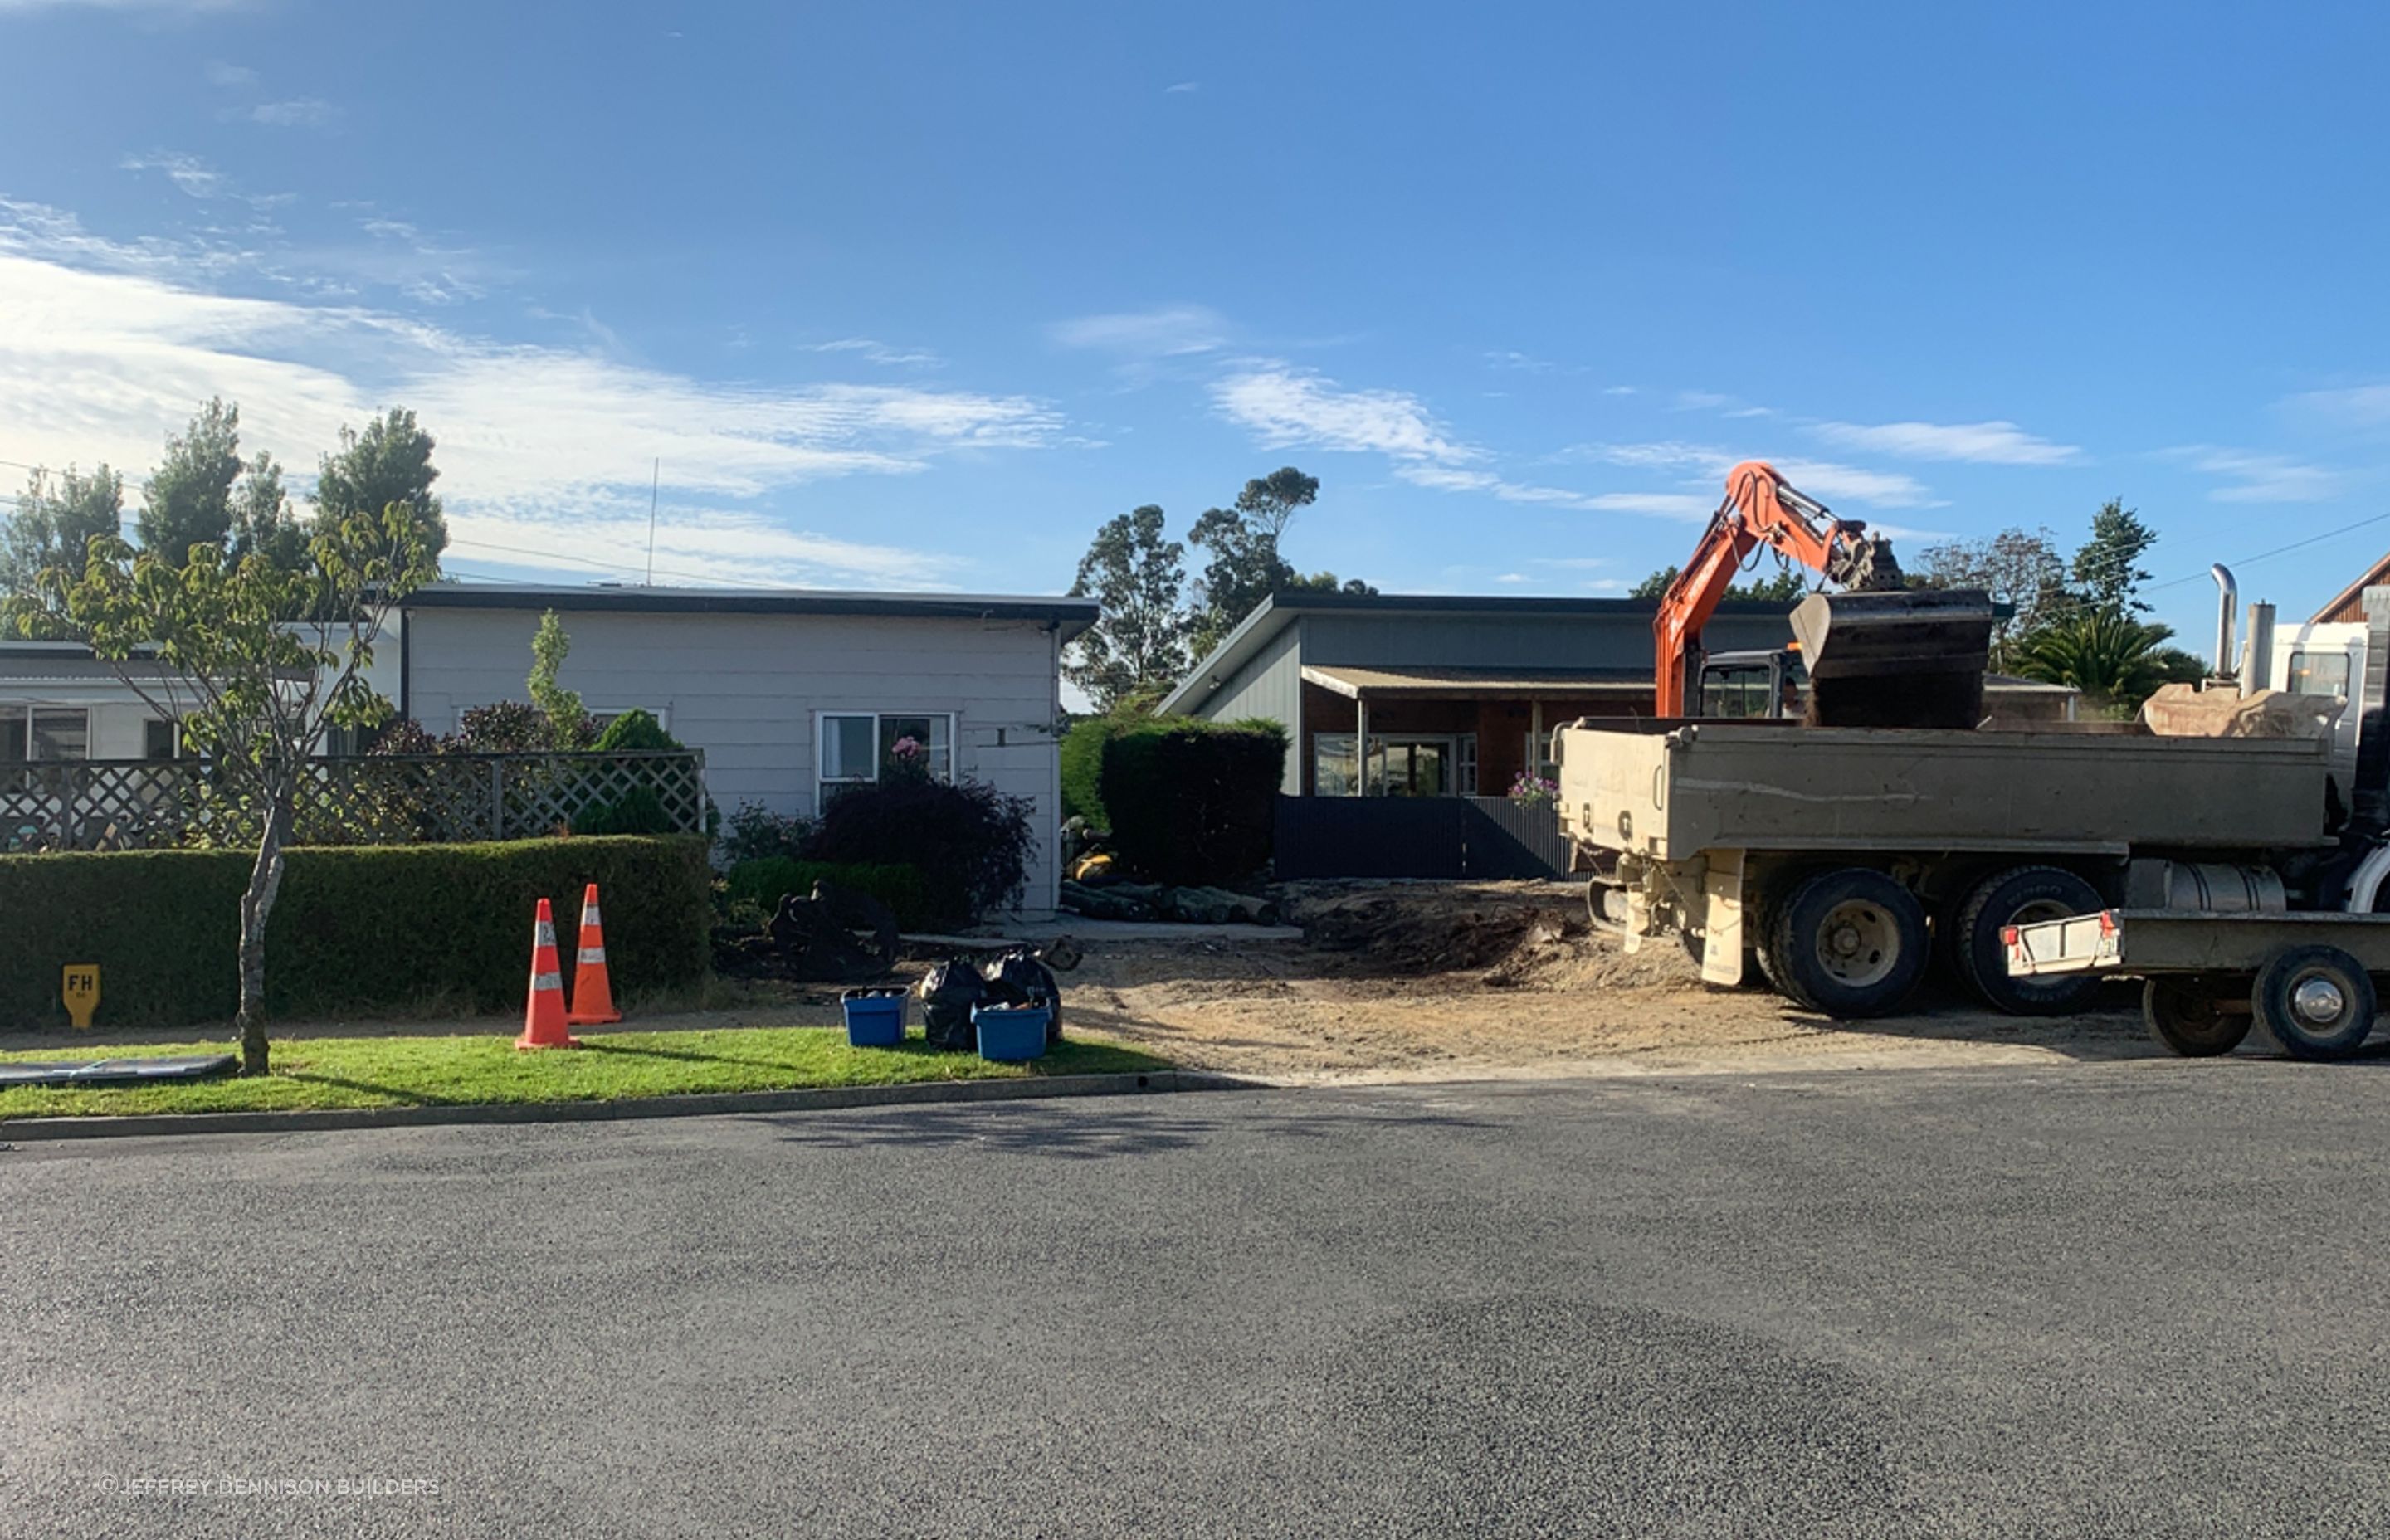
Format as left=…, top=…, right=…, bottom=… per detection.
left=398, top=585, right=1097, bottom=915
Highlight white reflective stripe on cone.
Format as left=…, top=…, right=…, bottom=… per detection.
left=578, top=948, right=607, bottom=964
left=532, top=972, right=563, bottom=992
left=535, top=924, right=557, bottom=944
left=583, top=907, right=602, bottom=925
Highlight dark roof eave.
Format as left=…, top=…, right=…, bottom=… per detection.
left=1160, top=588, right=1805, bottom=716
left=402, top=584, right=1098, bottom=638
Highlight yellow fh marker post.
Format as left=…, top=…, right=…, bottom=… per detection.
left=62, top=965, right=100, bottom=1031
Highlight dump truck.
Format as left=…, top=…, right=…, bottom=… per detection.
left=1562, top=714, right=2338, bottom=1016
left=1556, top=461, right=2379, bottom=1020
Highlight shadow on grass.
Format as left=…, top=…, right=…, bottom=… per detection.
left=576, top=1036, right=963, bottom=1073
left=281, top=1072, right=446, bottom=1108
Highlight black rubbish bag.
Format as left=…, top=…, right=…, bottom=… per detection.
left=980, top=948, right=1064, bottom=1045
left=919, top=958, right=987, bottom=1052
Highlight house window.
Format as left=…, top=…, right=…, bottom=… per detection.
left=817, top=712, right=955, bottom=790
left=589, top=706, right=670, bottom=735
left=2287, top=651, right=2351, bottom=699
left=0, top=707, right=89, bottom=763
left=1313, top=733, right=1477, bottom=797
left=144, top=718, right=180, bottom=761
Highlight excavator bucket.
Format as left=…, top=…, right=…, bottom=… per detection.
left=1790, top=588, right=1997, bottom=729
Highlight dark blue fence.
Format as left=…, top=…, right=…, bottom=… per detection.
left=1274, top=795, right=1572, bottom=880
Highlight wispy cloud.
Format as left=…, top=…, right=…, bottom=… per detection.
left=1563, top=440, right=1933, bottom=508
left=1485, top=348, right=1576, bottom=375
left=2287, top=384, right=2390, bottom=431
left=1050, top=304, right=1226, bottom=358
left=1808, top=418, right=2079, bottom=465
left=246, top=97, right=337, bottom=129
left=2168, top=446, right=2342, bottom=504
left=805, top=337, right=942, bottom=368
left=1580, top=491, right=1714, bottom=518
left=1164, top=80, right=1200, bottom=94
left=0, top=235, right=1068, bottom=586
left=203, top=60, right=256, bottom=87
left=119, top=149, right=292, bottom=210
left=1215, top=364, right=1478, bottom=465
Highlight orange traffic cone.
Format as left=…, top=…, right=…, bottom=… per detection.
left=515, top=898, right=580, bottom=1050
left=565, top=882, right=621, bottom=1027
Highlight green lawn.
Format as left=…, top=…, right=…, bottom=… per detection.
left=0, top=1027, right=1169, bottom=1120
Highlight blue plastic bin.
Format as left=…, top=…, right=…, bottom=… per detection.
left=841, top=992, right=906, bottom=1049
left=973, top=1003, right=1051, bottom=1062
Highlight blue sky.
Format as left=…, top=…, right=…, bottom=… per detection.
left=2, top=0, right=2387, bottom=655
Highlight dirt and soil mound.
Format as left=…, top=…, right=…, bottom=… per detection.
left=1275, top=880, right=1696, bottom=992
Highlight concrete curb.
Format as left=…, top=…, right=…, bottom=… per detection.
left=0, top=1070, right=1265, bottom=1143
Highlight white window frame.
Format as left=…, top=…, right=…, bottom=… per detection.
left=144, top=715, right=183, bottom=761
left=0, top=704, right=91, bottom=763
left=588, top=705, right=671, bottom=733
left=1312, top=732, right=1476, bottom=797
left=815, top=710, right=957, bottom=792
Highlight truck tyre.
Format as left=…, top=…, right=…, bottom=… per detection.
left=2142, top=976, right=2251, bottom=1057
left=2251, top=946, right=2378, bottom=1061
left=1953, top=865, right=2105, bottom=1016
left=1771, top=868, right=1929, bottom=1017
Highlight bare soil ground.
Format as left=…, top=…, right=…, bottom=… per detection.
left=1061, top=880, right=2157, bottom=1084
left=3, top=880, right=2161, bottom=1080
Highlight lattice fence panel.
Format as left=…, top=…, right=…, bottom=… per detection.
left=0, top=751, right=707, bottom=851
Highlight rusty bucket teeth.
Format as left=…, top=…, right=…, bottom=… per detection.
left=1791, top=589, right=1997, bottom=729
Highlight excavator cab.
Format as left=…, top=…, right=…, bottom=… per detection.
left=1698, top=648, right=1808, bottom=719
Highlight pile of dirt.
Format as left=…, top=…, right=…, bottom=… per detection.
left=1275, top=880, right=1695, bottom=992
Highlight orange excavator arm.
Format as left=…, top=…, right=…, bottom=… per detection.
left=1651, top=460, right=1903, bottom=715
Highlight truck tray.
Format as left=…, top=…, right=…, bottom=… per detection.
left=2007, top=909, right=2390, bottom=979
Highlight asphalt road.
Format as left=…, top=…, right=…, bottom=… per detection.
left=4, top=1062, right=2388, bottom=1538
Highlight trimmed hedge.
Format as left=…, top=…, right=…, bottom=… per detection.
left=1061, top=717, right=1117, bottom=829
left=723, top=858, right=934, bottom=932
left=1100, top=718, right=1288, bottom=885
left=0, top=836, right=711, bottom=1031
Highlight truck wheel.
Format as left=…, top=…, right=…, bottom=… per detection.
left=2251, top=946, right=2378, bottom=1061
left=1953, top=865, right=2104, bottom=1016
left=1771, top=869, right=1929, bottom=1017
left=2142, top=976, right=2250, bottom=1056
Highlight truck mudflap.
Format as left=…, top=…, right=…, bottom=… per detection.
left=1613, top=848, right=1747, bottom=986
left=1698, top=849, right=1746, bottom=987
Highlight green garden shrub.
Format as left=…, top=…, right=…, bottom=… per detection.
left=723, top=858, right=933, bottom=931
left=573, top=783, right=673, bottom=836
left=1100, top=719, right=1288, bottom=885
left=718, top=802, right=813, bottom=865
left=1060, top=717, right=1118, bottom=828
left=593, top=708, right=682, bottom=752
left=0, top=836, right=711, bottom=1031
left=803, top=779, right=1033, bottom=928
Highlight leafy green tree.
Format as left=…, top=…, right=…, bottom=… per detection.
left=137, top=397, right=244, bottom=565
left=228, top=451, right=310, bottom=568
left=1066, top=504, right=1193, bottom=715
left=11, top=508, right=436, bottom=1075
left=1, top=464, right=123, bottom=611
left=1628, top=564, right=1811, bottom=601
left=2073, top=497, right=2158, bottom=614
left=527, top=608, right=596, bottom=747
left=1285, top=570, right=1380, bottom=597
left=1188, top=467, right=1369, bottom=655
left=2012, top=609, right=2178, bottom=709
left=315, top=407, right=449, bottom=566
left=1910, top=527, right=2073, bottom=665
